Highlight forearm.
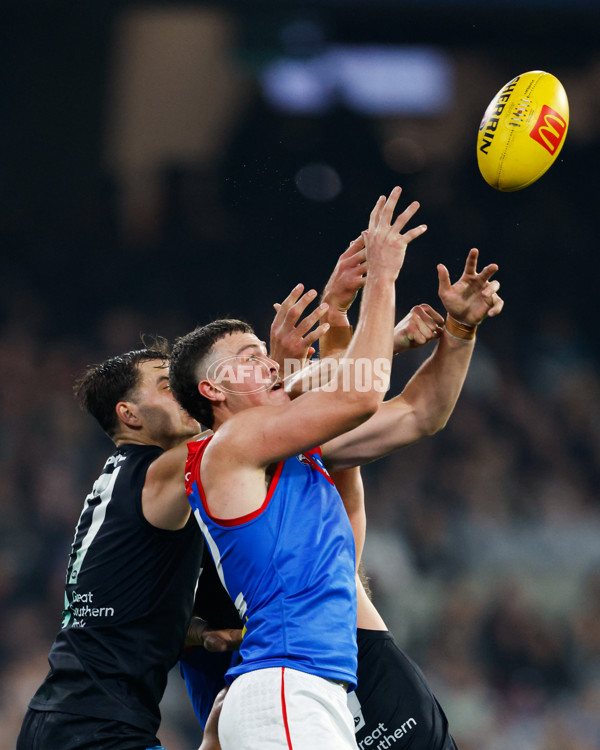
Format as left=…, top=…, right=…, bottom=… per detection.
left=330, top=466, right=366, bottom=567
left=322, top=327, right=475, bottom=468
left=356, top=571, right=387, bottom=630
left=319, top=324, right=353, bottom=359
left=290, top=277, right=395, bottom=402
left=283, top=347, right=344, bottom=397
left=399, top=326, right=475, bottom=435
left=335, top=274, right=395, bottom=402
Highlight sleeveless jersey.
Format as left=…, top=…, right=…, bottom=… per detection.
left=185, top=437, right=358, bottom=689
left=29, top=443, right=204, bottom=734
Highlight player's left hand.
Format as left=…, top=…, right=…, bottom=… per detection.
left=270, top=284, right=330, bottom=369
left=394, top=304, right=445, bottom=354
left=437, top=248, right=504, bottom=326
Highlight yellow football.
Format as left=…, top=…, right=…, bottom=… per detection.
left=477, top=70, right=569, bottom=192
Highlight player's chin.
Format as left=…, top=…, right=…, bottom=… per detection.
left=182, top=416, right=202, bottom=434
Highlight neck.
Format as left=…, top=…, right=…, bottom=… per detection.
left=113, top=426, right=165, bottom=449
left=114, top=434, right=161, bottom=448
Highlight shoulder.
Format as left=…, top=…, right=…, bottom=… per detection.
left=113, top=443, right=164, bottom=464
left=107, top=444, right=164, bottom=489
left=207, top=406, right=282, bottom=458
left=145, top=439, right=197, bottom=486
left=142, top=439, right=204, bottom=529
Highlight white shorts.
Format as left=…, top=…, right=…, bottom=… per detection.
left=218, top=666, right=358, bottom=750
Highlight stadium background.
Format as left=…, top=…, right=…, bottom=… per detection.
left=1, top=1, right=600, bottom=748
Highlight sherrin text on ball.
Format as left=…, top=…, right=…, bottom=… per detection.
left=477, top=70, right=569, bottom=191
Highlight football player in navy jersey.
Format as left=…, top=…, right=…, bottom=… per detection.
left=17, top=342, right=207, bottom=750
left=311, top=234, right=502, bottom=750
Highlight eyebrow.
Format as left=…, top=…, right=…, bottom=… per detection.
left=235, top=341, right=267, bottom=356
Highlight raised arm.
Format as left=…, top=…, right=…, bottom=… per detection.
left=208, top=187, right=428, bottom=468
left=329, top=466, right=366, bottom=566
left=322, top=248, right=503, bottom=469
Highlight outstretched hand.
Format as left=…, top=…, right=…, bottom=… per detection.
left=270, top=284, right=330, bottom=369
left=437, top=248, right=504, bottom=327
left=394, top=304, right=445, bottom=354
left=363, top=186, right=427, bottom=282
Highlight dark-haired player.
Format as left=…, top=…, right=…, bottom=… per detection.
left=17, top=343, right=205, bottom=750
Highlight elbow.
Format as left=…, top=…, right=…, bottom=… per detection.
left=348, top=390, right=380, bottom=423
left=361, top=394, right=381, bottom=421
left=410, top=403, right=452, bottom=438
left=422, top=413, right=451, bottom=437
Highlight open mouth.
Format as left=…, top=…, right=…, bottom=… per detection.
left=270, top=380, right=283, bottom=391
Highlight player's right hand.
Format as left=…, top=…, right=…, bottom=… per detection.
left=362, top=187, right=427, bottom=282
left=394, top=304, right=445, bottom=354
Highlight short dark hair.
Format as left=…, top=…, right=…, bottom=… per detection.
left=170, top=319, right=253, bottom=429
left=74, top=337, right=170, bottom=438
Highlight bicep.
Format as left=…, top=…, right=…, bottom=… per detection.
left=222, top=390, right=370, bottom=469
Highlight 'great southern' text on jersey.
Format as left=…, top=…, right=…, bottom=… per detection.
left=185, top=437, right=358, bottom=690
left=29, top=444, right=204, bottom=734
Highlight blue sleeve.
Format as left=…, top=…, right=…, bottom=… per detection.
left=179, top=647, right=238, bottom=728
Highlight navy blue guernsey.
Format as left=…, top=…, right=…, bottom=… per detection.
left=29, top=444, right=204, bottom=734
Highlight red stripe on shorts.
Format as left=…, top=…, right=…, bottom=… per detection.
left=281, top=667, right=294, bottom=749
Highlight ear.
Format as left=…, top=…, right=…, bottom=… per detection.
left=198, top=379, right=226, bottom=404
left=115, top=401, right=141, bottom=429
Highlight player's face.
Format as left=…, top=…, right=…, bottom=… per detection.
left=133, top=359, right=201, bottom=446
left=209, top=332, right=288, bottom=409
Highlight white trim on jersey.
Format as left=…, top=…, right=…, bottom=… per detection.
left=193, top=507, right=248, bottom=621
left=62, top=467, right=121, bottom=626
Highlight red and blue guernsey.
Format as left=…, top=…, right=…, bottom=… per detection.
left=185, top=437, right=358, bottom=690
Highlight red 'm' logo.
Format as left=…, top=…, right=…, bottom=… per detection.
left=529, top=104, right=567, bottom=155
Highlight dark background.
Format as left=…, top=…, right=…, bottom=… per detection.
left=1, top=2, right=600, bottom=748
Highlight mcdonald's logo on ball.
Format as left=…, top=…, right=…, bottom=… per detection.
left=530, top=105, right=568, bottom=155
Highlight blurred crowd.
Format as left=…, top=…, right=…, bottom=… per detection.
left=0, top=265, right=599, bottom=750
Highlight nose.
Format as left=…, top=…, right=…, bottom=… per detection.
left=265, top=356, right=280, bottom=375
